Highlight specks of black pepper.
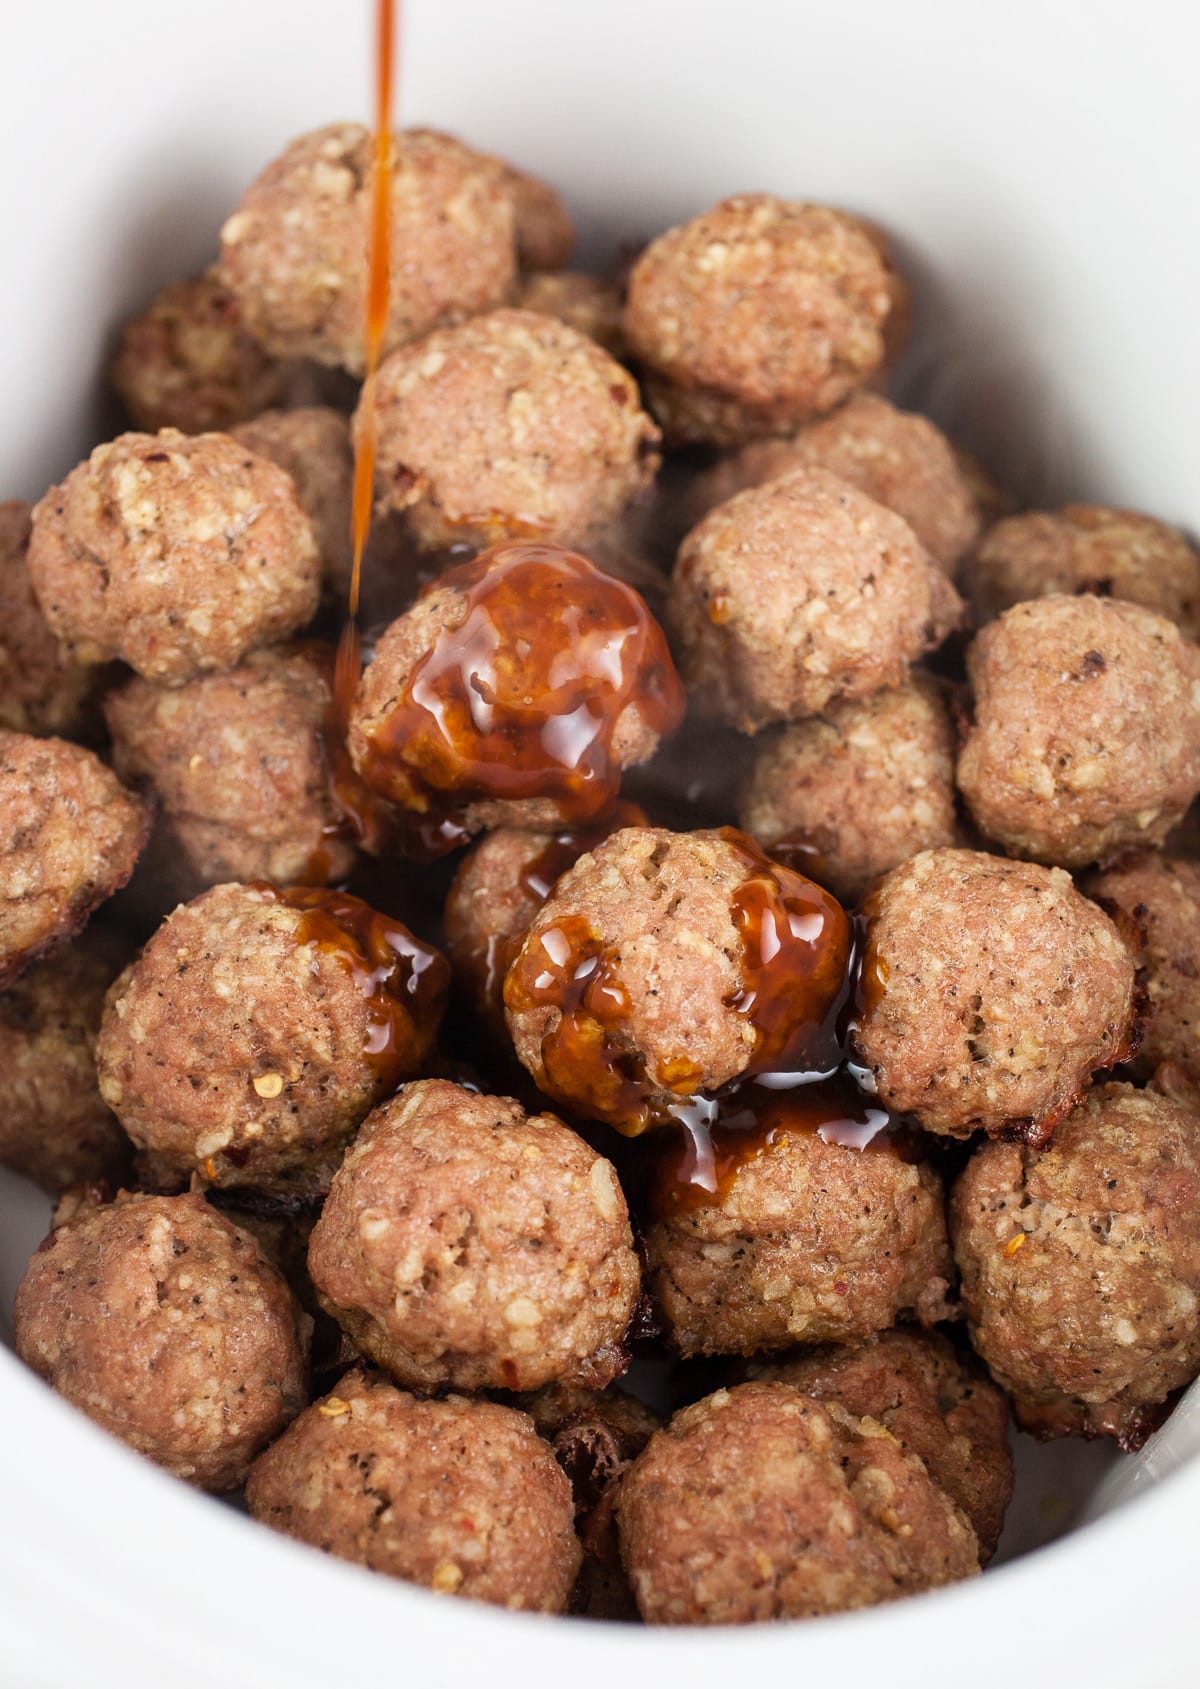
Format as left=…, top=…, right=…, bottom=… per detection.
left=143, top=452, right=169, bottom=464
left=1079, top=650, right=1107, bottom=679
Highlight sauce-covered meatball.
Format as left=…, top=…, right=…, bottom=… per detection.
left=0, top=501, right=102, bottom=740
left=230, top=408, right=354, bottom=597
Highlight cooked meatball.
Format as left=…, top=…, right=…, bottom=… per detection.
left=616, top=1382, right=979, bottom=1624
left=105, top=643, right=361, bottom=896
left=957, top=595, right=1200, bottom=868
left=739, top=675, right=962, bottom=904
left=669, top=467, right=962, bottom=732
left=230, top=408, right=354, bottom=596
left=0, top=732, right=149, bottom=984
left=95, top=882, right=448, bottom=1194
left=14, top=1190, right=307, bottom=1490
left=623, top=196, right=895, bottom=445
left=308, top=1079, right=641, bottom=1393
left=1086, top=854, right=1200, bottom=1082
left=490, top=160, right=574, bottom=271
left=0, top=930, right=130, bottom=1193
left=951, top=1083, right=1200, bottom=1445
left=28, top=430, right=320, bottom=684
left=0, top=501, right=102, bottom=740
left=219, top=125, right=517, bottom=374
left=504, top=826, right=851, bottom=1133
left=749, top=1329, right=1013, bottom=1560
left=514, top=271, right=625, bottom=356
left=369, top=309, right=658, bottom=552
left=851, top=849, right=1136, bottom=1141
left=962, top=506, right=1200, bottom=638
left=246, top=1369, right=580, bottom=1612
left=348, top=543, right=683, bottom=841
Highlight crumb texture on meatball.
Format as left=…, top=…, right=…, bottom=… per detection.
left=0, top=501, right=101, bottom=740
left=1085, top=854, right=1200, bottom=1082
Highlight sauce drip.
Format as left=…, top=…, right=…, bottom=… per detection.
left=356, top=541, right=686, bottom=842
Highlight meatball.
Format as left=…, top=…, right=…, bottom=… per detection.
left=0, top=930, right=130, bottom=1193
left=219, top=125, right=517, bottom=374
left=95, top=882, right=448, bottom=1194
left=951, top=1083, right=1200, bottom=1445
left=957, top=595, right=1200, bottom=868
left=105, top=643, right=362, bottom=896
left=1085, top=854, right=1200, bottom=1082
left=738, top=675, right=962, bottom=905
left=348, top=543, right=683, bottom=843
left=307, top=1079, right=641, bottom=1393
left=246, top=1370, right=580, bottom=1612
left=514, top=271, right=625, bottom=356
left=668, top=467, right=962, bottom=732
left=0, top=732, right=149, bottom=984
left=615, top=1382, right=979, bottom=1624
left=851, top=849, right=1136, bottom=1141
left=504, top=826, right=852, bottom=1133
left=14, top=1190, right=307, bottom=1490
left=749, top=1329, right=1013, bottom=1560
left=490, top=160, right=574, bottom=272
left=28, top=430, right=320, bottom=684
left=962, top=505, right=1200, bottom=638
left=230, top=408, right=354, bottom=596
left=624, top=196, right=894, bottom=445
left=687, top=395, right=981, bottom=573
left=0, top=501, right=102, bottom=740
left=369, top=308, right=658, bottom=552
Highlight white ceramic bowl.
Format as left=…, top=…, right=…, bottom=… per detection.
left=2, top=2, right=1198, bottom=1683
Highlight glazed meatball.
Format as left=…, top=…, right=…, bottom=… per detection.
left=219, top=125, right=517, bottom=373
left=957, top=595, right=1200, bottom=868
left=28, top=430, right=320, bottom=684
left=738, top=675, right=962, bottom=904
left=0, top=732, right=149, bottom=984
left=504, top=826, right=851, bottom=1133
left=490, top=159, right=574, bottom=271
left=616, top=1382, right=979, bottom=1624
left=749, top=1329, right=1013, bottom=1560
left=369, top=309, right=659, bottom=552
left=95, top=882, right=448, bottom=1194
left=852, top=849, right=1136, bottom=1141
left=669, top=467, right=962, bottom=732
left=230, top=408, right=354, bottom=596
left=0, top=930, right=130, bottom=1193
left=514, top=271, right=625, bottom=356
left=14, top=1190, right=307, bottom=1490
left=348, top=543, right=683, bottom=842
left=0, top=501, right=102, bottom=740
left=105, top=644, right=363, bottom=896
left=962, top=506, right=1200, bottom=638
left=307, top=1079, right=641, bottom=1393
left=246, top=1370, right=580, bottom=1612
left=1086, top=854, right=1200, bottom=1082
left=951, top=1083, right=1200, bottom=1445
left=623, top=196, right=894, bottom=445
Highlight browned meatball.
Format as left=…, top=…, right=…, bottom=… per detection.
left=28, top=430, right=320, bottom=684
left=230, top=408, right=354, bottom=596
left=219, top=125, right=517, bottom=374
left=0, top=501, right=102, bottom=740
left=852, top=849, right=1136, bottom=1141
left=369, top=309, right=658, bottom=552
left=308, top=1079, right=641, bottom=1393
left=951, top=1084, right=1200, bottom=1445
left=962, top=506, right=1200, bottom=637
left=95, top=883, right=448, bottom=1194
left=615, top=1382, right=979, bottom=1624
left=0, top=732, right=149, bottom=984
left=749, top=1329, right=1013, bottom=1560
left=690, top=395, right=982, bottom=572
left=105, top=644, right=360, bottom=896
left=957, top=595, right=1200, bottom=868
left=504, top=826, right=852, bottom=1133
left=14, top=1190, right=307, bottom=1490
left=739, top=676, right=962, bottom=904
left=669, top=467, right=963, bottom=732
left=623, top=196, right=895, bottom=445
left=1086, top=854, right=1200, bottom=1082
left=246, top=1370, right=580, bottom=1611
left=0, top=930, right=130, bottom=1193
left=489, top=160, right=574, bottom=272
left=514, top=271, right=625, bottom=356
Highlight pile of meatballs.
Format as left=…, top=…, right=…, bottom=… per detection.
left=5, top=120, right=1200, bottom=1629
